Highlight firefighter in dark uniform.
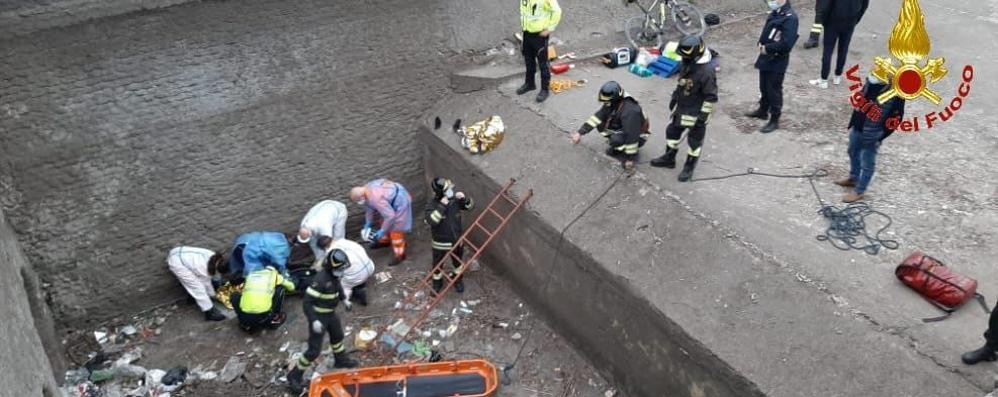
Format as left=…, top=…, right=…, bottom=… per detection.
left=802, top=0, right=827, bottom=49
left=746, top=0, right=799, bottom=133
left=286, top=249, right=359, bottom=394
left=570, top=81, right=649, bottom=170
left=650, top=35, right=718, bottom=182
left=425, top=177, right=474, bottom=296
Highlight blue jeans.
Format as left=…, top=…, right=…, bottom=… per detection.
left=847, top=127, right=881, bottom=194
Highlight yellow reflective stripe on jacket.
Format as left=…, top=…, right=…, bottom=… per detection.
left=688, top=147, right=703, bottom=157
left=431, top=240, right=454, bottom=250
left=520, top=0, right=562, bottom=33
left=306, top=287, right=339, bottom=300
left=313, top=307, right=335, bottom=313
left=585, top=115, right=601, bottom=128
left=429, top=210, right=443, bottom=223
left=680, top=115, right=697, bottom=127
left=241, top=269, right=278, bottom=314
left=701, top=101, right=715, bottom=114
left=811, top=24, right=823, bottom=34
left=619, top=143, right=640, bottom=155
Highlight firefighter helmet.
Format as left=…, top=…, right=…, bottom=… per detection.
left=324, top=249, right=351, bottom=273
left=431, top=177, right=454, bottom=197
left=598, top=81, right=623, bottom=104
left=678, top=35, right=706, bottom=62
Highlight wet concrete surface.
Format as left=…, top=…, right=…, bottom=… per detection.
left=63, top=229, right=614, bottom=397
left=419, top=0, right=997, bottom=395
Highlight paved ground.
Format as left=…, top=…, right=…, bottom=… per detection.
left=423, top=0, right=997, bottom=395
left=62, top=229, right=614, bottom=397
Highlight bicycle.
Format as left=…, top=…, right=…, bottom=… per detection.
left=623, top=0, right=713, bottom=49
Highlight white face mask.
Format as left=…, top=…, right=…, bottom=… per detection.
left=445, top=188, right=454, bottom=198
left=767, top=0, right=780, bottom=10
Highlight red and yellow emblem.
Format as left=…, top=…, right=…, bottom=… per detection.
left=872, top=0, right=948, bottom=104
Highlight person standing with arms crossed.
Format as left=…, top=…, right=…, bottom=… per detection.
left=745, top=0, right=799, bottom=134
left=515, top=0, right=562, bottom=104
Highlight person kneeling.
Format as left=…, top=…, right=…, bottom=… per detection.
left=230, top=266, right=295, bottom=333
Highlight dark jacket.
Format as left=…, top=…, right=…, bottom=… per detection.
left=425, top=193, right=474, bottom=245
left=302, top=269, right=344, bottom=317
left=670, top=62, right=718, bottom=124
left=755, top=2, right=800, bottom=73
left=814, top=0, right=828, bottom=24
left=819, top=0, right=868, bottom=27
left=578, top=96, right=644, bottom=138
left=847, top=79, right=905, bottom=141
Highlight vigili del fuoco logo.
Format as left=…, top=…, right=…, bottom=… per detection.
left=846, top=0, right=973, bottom=132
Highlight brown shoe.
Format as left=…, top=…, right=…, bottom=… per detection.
left=833, top=178, right=856, bottom=188
left=842, top=191, right=864, bottom=203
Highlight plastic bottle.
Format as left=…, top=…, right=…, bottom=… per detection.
left=550, top=63, right=574, bottom=74
left=628, top=63, right=653, bottom=78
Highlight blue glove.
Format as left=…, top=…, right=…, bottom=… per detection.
left=363, top=221, right=373, bottom=229
left=372, top=230, right=385, bottom=241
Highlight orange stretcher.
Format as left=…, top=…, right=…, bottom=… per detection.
left=309, top=359, right=499, bottom=397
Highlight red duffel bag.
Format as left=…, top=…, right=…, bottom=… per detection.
left=895, top=251, right=989, bottom=322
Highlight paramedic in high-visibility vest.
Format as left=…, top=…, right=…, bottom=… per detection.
left=166, top=246, right=228, bottom=322
left=350, top=178, right=412, bottom=266
left=230, top=265, right=296, bottom=333
left=296, top=199, right=348, bottom=269
left=516, top=0, right=562, bottom=104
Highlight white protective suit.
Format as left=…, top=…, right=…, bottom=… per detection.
left=329, top=239, right=375, bottom=301
left=300, top=200, right=348, bottom=267
left=167, top=246, right=217, bottom=311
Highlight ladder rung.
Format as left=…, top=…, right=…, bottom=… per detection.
left=461, top=238, right=481, bottom=254
left=487, top=207, right=507, bottom=222
left=474, top=223, right=494, bottom=238
left=500, top=193, right=518, bottom=206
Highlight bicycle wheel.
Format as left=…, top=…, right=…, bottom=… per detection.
left=671, top=1, right=706, bottom=36
left=625, top=15, right=664, bottom=49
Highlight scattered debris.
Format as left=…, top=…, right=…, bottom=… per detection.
left=162, top=366, right=188, bottom=387
left=120, top=325, right=138, bottom=338
left=375, top=271, right=393, bottom=284
left=219, top=356, right=246, bottom=383
left=511, top=332, right=523, bottom=340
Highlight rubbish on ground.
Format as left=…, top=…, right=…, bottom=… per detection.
left=460, top=300, right=468, bottom=308
left=412, top=341, right=431, bottom=359
left=120, top=325, right=138, bottom=338
left=432, top=340, right=441, bottom=347
left=459, top=308, right=473, bottom=315
left=446, top=324, right=459, bottom=337
left=113, top=364, right=147, bottom=379
left=144, top=369, right=166, bottom=390
left=550, top=79, right=587, bottom=94
left=466, top=299, right=481, bottom=306
left=66, top=381, right=100, bottom=397
left=458, top=115, right=505, bottom=155
left=495, top=322, right=509, bottom=329
left=389, top=319, right=411, bottom=336
left=279, top=341, right=291, bottom=352
left=421, top=330, right=432, bottom=338
left=429, top=350, right=443, bottom=363
left=396, top=341, right=414, bottom=354
left=89, top=369, right=115, bottom=383
left=355, top=328, right=378, bottom=350
left=438, top=329, right=449, bottom=338
left=66, top=368, right=91, bottom=385
left=162, top=366, right=188, bottom=386
left=557, top=52, right=577, bottom=60
left=374, top=271, right=393, bottom=284
left=114, top=348, right=142, bottom=367
left=605, top=388, right=618, bottom=397
left=94, top=331, right=108, bottom=345
left=511, top=332, right=522, bottom=340
left=550, top=63, right=574, bottom=75
left=219, top=356, right=246, bottom=383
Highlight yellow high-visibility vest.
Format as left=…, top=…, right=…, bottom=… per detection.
left=520, top=0, right=562, bottom=33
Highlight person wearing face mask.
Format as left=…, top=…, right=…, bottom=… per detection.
left=650, top=35, right=718, bottom=182
left=424, top=177, right=475, bottom=295
left=746, top=0, right=799, bottom=133
left=834, top=73, right=905, bottom=203
left=349, top=179, right=412, bottom=266
left=285, top=249, right=359, bottom=393
left=570, top=81, right=650, bottom=170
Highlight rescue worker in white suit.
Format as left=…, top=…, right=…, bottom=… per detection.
left=316, top=236, right=375, bottom=311
left=167, top=246, right=228, bottom=321
left=296, top=200, right=348, bottom=269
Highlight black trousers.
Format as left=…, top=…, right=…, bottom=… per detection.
left=665, top=121, right=706, bottom=157
left=432, top=245, right=464, bottom=279
left=821, top=24, right=856, bottom=80
left=985, top=298, right=998, bottom=348
left=758, top=71, right=786, bottom=119
left=303, top=311, right=346, bottom=363
left=231, top=286, right=286, bottom=332
left=522, top=31, right=550, bottom=90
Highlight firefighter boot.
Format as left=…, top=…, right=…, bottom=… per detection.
left=203, top=307, right=226, bottom=322
left=286, top=367, right=308, bottom=394
left=803, top=31, right=820, bottom=49
left=431, top=278, right=444, bottom=296
left=677, top=155, right=699, bottom=182
left=962, top=344, right=998, bottom=365
left=760, top=115, right=780, bottom=133
left=453, top=273, right=465, bottom=294
left=745, top=108, right=768, bottom=120
left=334, top=352, right=360, bottom=368
left=650, top=147, right=678, bottom=168
left=352, top=288, right=369, bottom=307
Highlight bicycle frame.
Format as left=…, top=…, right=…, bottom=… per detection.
left=633, top=0, right=681, bottom=34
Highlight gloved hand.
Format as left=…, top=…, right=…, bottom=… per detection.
left=372, top=229, right=385, bottom=241
left=363, top=221, right=372, bottom=230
